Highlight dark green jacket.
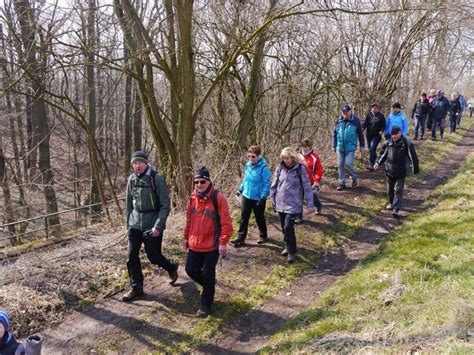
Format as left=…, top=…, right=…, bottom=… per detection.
left=126, top=167, right=170, bottom=232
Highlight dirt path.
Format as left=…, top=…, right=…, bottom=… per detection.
left=37, top=128, right=474, bottom=354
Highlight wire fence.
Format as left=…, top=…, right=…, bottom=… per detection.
left=0, top=198, right=125, bottom=250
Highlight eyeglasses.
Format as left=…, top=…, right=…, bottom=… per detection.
left=194, top=180, right=208, bottom=185
left=247, top=154, right=257, bottom=159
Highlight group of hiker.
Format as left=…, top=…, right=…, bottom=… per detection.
left=2, top=92, right=468, bottom=351
left=118, top=89, right=470, bottom=318
left=115, top=94, right=431, bottom=318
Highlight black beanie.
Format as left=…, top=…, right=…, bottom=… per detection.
left=392, top=102, right=401, bottom=109
left=194, top=166, right=211, bottom=181
left=131, top=151, right=148, bottom=164
left=391, top=125, right=402, bottom=135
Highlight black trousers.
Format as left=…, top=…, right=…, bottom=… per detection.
left=387, top=176, right=405, bottom=211
left=237, top=196, right=267, bottom=240
left=279, top=212, right=298, bottom=255
left=127, top=228, right=174, bottom=291
left=185, top=249, right=219, bottom=310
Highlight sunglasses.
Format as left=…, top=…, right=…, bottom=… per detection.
left=247, top=154, right=257, bottom=159
left=194, top=180, right=208, bottom=185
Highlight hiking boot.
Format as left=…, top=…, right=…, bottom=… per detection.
left=367, top=165, right=374, bottom=171
left=257, top=236, right=269, bottom=244
left=195, top=308, right=210, bottom=318
left=281, top=247, right=288, bottom=256
left=414, top=137, right=418, bottom=140
left=287, top=254, right=296, bottom=264
left=440, top=134, right=443, bottom=140
left=231, top=238, right=246, bottom=247
left=315, top=208, right=322, bottom=215
left=352, top=179, right=358, bottom=188
left=336, top=185, right=346, bottom=191
left=392, top=209, right=400, bottom=217
left=386, top=203, right=393, bottom=210
left=168, top=263, right=179, bottom=285
left=122, top=289, right=144, bottom=302
left=294, top=217, right=303, bottom=225
left=431, top=137, right=436, bottom=141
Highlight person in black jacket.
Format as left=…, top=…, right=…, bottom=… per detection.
left=411, top=92, right=430, bottom=140
left=374, top=126, right=419, bottom=217
left=448, top=93, right=462, bottom=133
left=363, top=102, right=386, bottom=170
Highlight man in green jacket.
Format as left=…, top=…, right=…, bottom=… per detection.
left=122, top=151, right=179, bottom=302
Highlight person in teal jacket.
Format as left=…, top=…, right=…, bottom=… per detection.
left=385, top=102, right=408, bottom=139
left=232, top=145, right=272, bottom=247
left=332, top=104, right=365, bottom=190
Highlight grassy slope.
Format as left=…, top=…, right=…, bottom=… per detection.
left=263, top=152, right=474, bottom=353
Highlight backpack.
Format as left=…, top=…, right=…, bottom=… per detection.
left=129, top=167, right=160, bottom=208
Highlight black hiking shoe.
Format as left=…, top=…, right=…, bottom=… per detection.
left=281, top=247, right=288, bottom=256
left=352, top=179, right=358, bottom=188
left=168, top=263, right=179, bottom=285
left=294, top=217, right=303, bottom=225
left=392, top=209, right=400, bottom=217
left=122, top=289, right=144, bottom=302
left=315, top=208, right=322, bottom=215
left=257, top=236, right=269, bottom=244
left=231, top=238, right=246, bottom=247
left=336, top=185, right=346, bottom=191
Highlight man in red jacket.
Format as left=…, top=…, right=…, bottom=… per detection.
left=295, top=138, right=324, bottom=224
left=183, top=167, right=233, bottom=317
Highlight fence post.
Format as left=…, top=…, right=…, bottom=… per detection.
left=44, top=216, right=49, bottom=239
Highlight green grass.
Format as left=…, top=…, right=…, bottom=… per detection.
left=263, top=152, right=474, bottom=353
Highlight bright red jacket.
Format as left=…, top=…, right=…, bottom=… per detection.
left=184, top=185, right=233, bottom=252
left=300, top=150, right=324, bottom=185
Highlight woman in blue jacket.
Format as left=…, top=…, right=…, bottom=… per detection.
left=232, top=145, right=272, bottom=247
left=385, top=102, right=409, bottom=139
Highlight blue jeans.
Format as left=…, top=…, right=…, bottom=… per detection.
left=337, top=150, right=356, bottom=187
left=414, top=114, right=426, bottom=138
left=367, top=135, right=381, bottom=166
left=431, top=118, right=445, bottom=138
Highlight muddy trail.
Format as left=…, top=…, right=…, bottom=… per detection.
left=17, top=127, right=474, bottom=353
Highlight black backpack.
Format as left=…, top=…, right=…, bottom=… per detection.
left=129, top=167, right=160, bottom=208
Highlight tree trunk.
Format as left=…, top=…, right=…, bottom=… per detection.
left=85, top=0, right=102, bottom=219
left=13, top=0, right=61, bottom=235
left=236, top=0, right=277, bottom=152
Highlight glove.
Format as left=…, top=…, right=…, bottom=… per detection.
left=183, top=239, right=189, bottom=250
left=257, top=198, right=266, bottom=208
left=218, top=244, right=227, bottom=257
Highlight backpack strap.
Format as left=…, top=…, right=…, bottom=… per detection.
left=210, top=189, right=220, bottom=228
